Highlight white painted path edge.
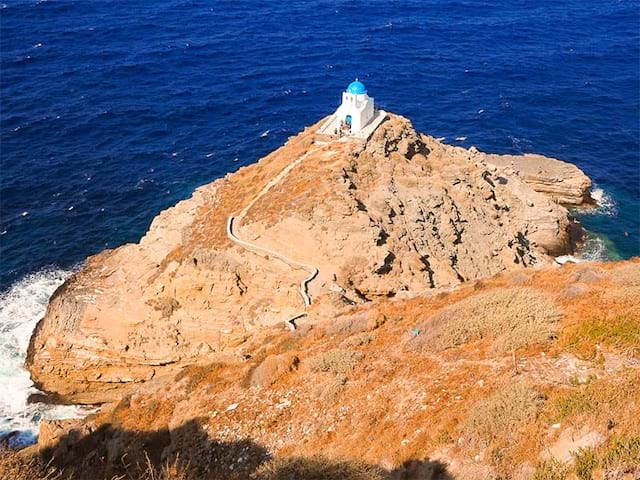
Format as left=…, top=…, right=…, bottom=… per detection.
left=226, top=148, right=325, bottom=329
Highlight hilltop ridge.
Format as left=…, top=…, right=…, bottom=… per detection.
left=26, top=113, right=593, bottom=405
left=11, top=114, right=639, bottom=480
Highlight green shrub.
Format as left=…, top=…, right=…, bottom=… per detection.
left=572, top=447, right=597, bottom=480
left=532, top=459, right=568, bottom=480
left=561, top=316, right=640, bottom=359
left=599, top=436, right=640, bottom=472
left=550, top=389, right=593, bottom=421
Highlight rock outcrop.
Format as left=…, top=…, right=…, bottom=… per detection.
left=25, top=259, right=640, bottom=480
left=483, top=153, right=593, bottom=207
left=27, top=114, right=592, bottom=404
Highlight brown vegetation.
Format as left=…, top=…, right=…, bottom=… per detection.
left=305, top=349, right=364, bottom=374
left=463, top=383, right=546, bottom=448
left=250, top=353, right=299, bottom=387
left=12, top=259, right=640, bottom=479
left=414, top=287, right=562, bottom=354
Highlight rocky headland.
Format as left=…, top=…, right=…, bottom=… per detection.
left=11, top=114, right=639, bottom=479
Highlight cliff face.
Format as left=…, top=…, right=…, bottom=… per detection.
left=26, top=114, right=592, bottom=404
left=30, top=260, right=640, bottom=480
left=483, top=153, right=593, bottom=207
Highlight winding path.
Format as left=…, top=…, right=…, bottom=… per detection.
left=226, top=148, right=321, bottom=329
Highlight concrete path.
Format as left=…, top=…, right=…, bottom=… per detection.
left=226, top=148, right=322, bottom=329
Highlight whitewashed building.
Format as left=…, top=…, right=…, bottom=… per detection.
left=317, top=80, right=387, bottom=140
left=334, top=79, right=375, bottom=134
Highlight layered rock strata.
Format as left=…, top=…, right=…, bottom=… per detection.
left=27, top=114, right=592, bottom=404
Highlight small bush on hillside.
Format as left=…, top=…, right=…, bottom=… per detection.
left=572, top=447, right=598, bottom=480
left=600, top=436, right=640, bottom=469
left=315, top=376, right=347, bottom=405
left=306, top=349, right=363, bottom=375
left=557, top=283, right=588, bottom=300
left=610, top=263, right=640, bottom=287
left=174, top=363, right=225, bottom=394
left=250, top=354, right=299, bottom=388
left=464, top=383, right=546, bottom=448
left=550, top=389, right=593, bottom=421
left=561, top=316, right=640, bottom=359
left=532, top=459, right=568, bottom=480
left=342, top=333, right=373, bottom=348
left=570, top=437, right=640, bottom=480
left=570, top=268, right=604, bottom=284
left=417, top=287, right=561, bottom=353
left=257, top=455, right=386, bottom=480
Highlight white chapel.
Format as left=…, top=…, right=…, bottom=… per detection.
left=317, top=79, right=387, bottom=140
left=335, top=79, right=375, bottom=134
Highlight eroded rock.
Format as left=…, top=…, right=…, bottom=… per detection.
left=27, top=113, right=588, bottom=403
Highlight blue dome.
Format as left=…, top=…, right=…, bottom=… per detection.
left=346, top=80, right=366, bottom=94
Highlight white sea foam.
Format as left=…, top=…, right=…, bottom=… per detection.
left=587, top=187, right=617, bottom=216
left=580, top=237, right=605, bottom=261
left=260, top=129, right=270, bottom=137
left=554, top=255, right=584, bottom=265
left=0, top=268, right=89, bottom=447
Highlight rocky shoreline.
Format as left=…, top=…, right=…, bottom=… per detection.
left=11, top=114, right=638, bottom=480
left=26, top=113, right=593, bottom=405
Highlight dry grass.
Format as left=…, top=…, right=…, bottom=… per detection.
left=0, top=448, right=64, bottom=480
left=16, top=260, right=639, bottom=479
left=463, top=383, right=546, bottom=448
left=546, top=370, right=640, bottom=435
left=0, top=448, right=189, bottom=480
left=603, top=285, right=640, bottom=308
left=417, top=287, right=561, bottom=353
left=560, top=316, right=640, bottom=359
left=610, top=263, right=640, bottom=287
left=256, top=455, right=386, bottom=480
left=571, top=437, right=640, bottom=480
left=306, top=349, right=364, bottom=374
left=315, top=376, right=347, bottom=405
left=250, top=353, right=299, bottom=387
left=531, top=459, right=568, bottom=480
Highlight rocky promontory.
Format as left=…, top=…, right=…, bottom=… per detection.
left=26, top=113, right=593, bottom=405
left=483, top=153, right=593, bottom=207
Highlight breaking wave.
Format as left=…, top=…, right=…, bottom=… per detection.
left=0, top=267, right=90, bottom=447
left=588, top=187, right=618, bottom=217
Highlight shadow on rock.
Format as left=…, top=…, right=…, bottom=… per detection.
left=32, top=418, right=451, bottom=479
left=262, top=455, right=452, bottom=480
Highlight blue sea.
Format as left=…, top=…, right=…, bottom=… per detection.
left=0, top=0, right=639, bottom=444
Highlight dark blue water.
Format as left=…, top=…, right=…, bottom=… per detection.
left=1, top=0, right=639, bottom=290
